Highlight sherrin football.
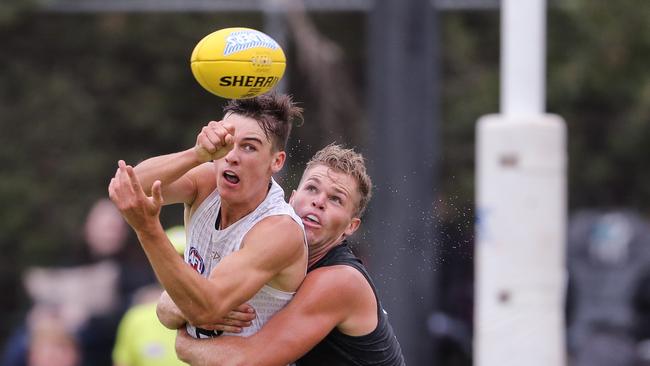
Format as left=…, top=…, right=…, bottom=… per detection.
left=190, top=27, right=286, bottom=99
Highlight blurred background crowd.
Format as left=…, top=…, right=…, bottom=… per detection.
left=2, top=0, right=650, bottom=365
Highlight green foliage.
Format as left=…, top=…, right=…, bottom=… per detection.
left=548, top=1, right=650, bottom=209
left=439, top=2, right=650, bottom=214
left=439, top=11, right=500, bottom=222
left=1, top=14, right=217, bottom=263
left=0, top=12, right=265, bottom=337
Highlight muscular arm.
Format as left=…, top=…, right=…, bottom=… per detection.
left=176, top=266, right=375, bottom=366
left=157, top=290, right=257, bottom=333
left=139, top=215, right=305, bottom=326
left=132, top=120, right=236, bottom=205
left=133, top=149, right=210, bottom=206
left=157, top=290, right=187, bottom=329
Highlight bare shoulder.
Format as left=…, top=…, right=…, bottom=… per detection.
left=307, top=265, right=369, bottom=297
left=246, top=215, right=304, bottom=249
left=242, top=215, right=306, bottom=265
left=307, top=265, right=378, bottom=336
left=186, top=163, right=217, bottom=208
left=190, top=163, right=217, bottom=191
left=242, top=215, right=306, bottom=291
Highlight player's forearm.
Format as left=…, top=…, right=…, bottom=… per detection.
left=137, top=226, right=232, bottom=325
left=133, top=148, right=200, bottom=196
left=189, top=337, right=293, bottom=366
left=157, top=291, right=186, bottom=329
left=176, top=333, right=250, bottom=366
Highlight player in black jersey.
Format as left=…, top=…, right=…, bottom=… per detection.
left=175, top=144, right=406, bottom=365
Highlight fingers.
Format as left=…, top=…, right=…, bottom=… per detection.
left=194, top=303, right=255, bottom=333
left=229, top=303, right=256, bottom=322
left=152, top=180, right=164, bottom=207
left=109, top=160, right=133, bottom=206
left=224, top=312, right=255, bottom=325
left=224, top=133, right=234, bottom=147
left=196, top=120, right=235, bottom=160
left=222, top=122, right=235, bottom=148
left=222, top=122, right=236, bottom=137
left=114, top=160, right=144, bottom=202
left=116, top=160, right=133, bottom=194
left=204, top=122, right=231, bottom=149
left=109, top=160, right=161, bottom=212
left=124, top=160, right=143, bottom=194
left=200, top=123, right=220, bottom=152
left=195, top=318, right=252, bottom=334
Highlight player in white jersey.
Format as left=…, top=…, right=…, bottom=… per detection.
left=183, top=177, right=303, bottom=338
left=108, top=94, right=308, bottom=340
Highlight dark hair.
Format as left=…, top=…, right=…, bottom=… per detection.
left=223, top=93, right=303, bottom=151
left=305, top=144, right=373, bottom=217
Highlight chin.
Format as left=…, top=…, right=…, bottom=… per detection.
left=305, top=232, right=318, bottom=246
left=217, top=183, right=238, bottom=201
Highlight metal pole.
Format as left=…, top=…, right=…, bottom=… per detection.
left=501, top=0, right=546, bottom=116
left=367, top=0, right=439, bottom=364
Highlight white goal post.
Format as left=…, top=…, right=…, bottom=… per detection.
left=474, top=1, right=567, bottom=365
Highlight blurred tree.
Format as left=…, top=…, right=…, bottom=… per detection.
left=547, top=0, right=650, bottom=210
left=0, top=11, right=267, bottom=342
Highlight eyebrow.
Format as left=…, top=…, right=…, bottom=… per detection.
left=241, top=136, right=264, bottom=145
left=304, top=176, right=321, bottom=186
left=306, top=176, right=351, bottom=198
left=332, top=186, right=350, bottom=198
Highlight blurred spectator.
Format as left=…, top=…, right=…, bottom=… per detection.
left=112, top=226, right=187, bottom=366
left=112, top=285, right=184, bottom=366
left=1, top=199, right=156, bottom=366
left=567, top=210, right=650, bottom=366
left=26, top=306, right=80, bottom=366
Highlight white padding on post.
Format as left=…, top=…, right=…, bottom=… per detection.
left=475, top=114, right=567, bottom=366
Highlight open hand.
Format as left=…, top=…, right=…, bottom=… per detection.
left=108, top=160, right=163, bottom=231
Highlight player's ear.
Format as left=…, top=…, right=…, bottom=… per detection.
left=289, top=190, right=297, bottom=204
left=344, top=218, right=361, bottom=237
left=271, top=150, right=286, bottom=174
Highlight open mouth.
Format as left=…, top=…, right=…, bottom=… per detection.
left=304, top=214, right=320, bottom=225
left=223, top=170, right=240, bottom=184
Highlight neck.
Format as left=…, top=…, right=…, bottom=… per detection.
left=219, top=192, right=266, bottom=229
left=308, top=237, right=345, bottom=268
left=218, top=178, right=273, bottom=229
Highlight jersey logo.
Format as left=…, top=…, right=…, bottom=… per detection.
left=212, top=250, right=222, bottom=261
left=194, top=327, right=224, bottom=339
left=187, top=247, right=205, bottom=274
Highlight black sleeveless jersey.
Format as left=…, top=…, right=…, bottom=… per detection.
left=296, top=242, right=406, bottom=366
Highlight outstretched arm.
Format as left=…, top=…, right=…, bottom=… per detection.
left=110, top=161, right=305, bottom=325
left=176, top=266, right=372, bottom=366
left=132, top=120, right=235, bottom=205
left=132, top=149, right=204, bottom=205
left=172, top=214, right=305, bottom=325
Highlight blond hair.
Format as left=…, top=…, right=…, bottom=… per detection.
left=305, top=144, right=372, bottom=217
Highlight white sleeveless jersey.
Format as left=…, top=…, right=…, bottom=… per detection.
left=184, top=178, right=305, bottom=339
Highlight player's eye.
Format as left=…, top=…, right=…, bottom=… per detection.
left=330, top=196, right=342, bottom=204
